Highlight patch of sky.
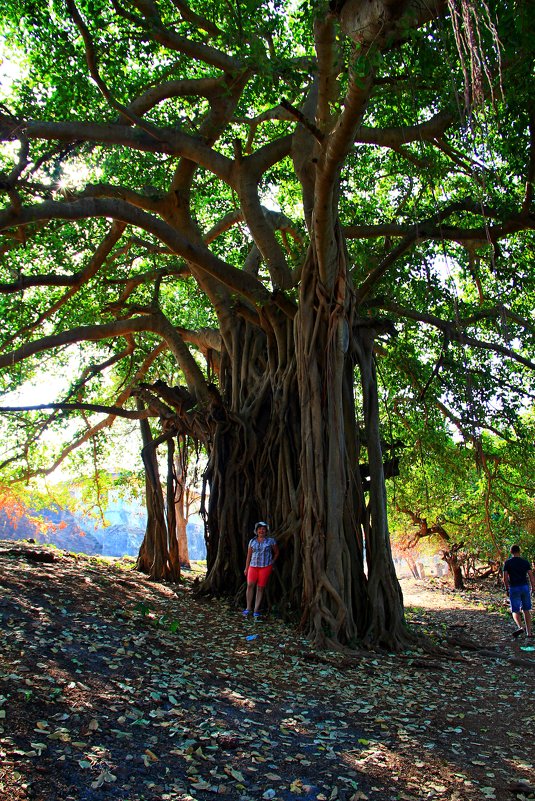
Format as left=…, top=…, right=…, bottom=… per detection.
left=55, top=160, right=102, bottom=193
left=430, top=254, right=463, bottom=291
left=0, top=345, right=143, bottom=482
left=0, top=46, right=103, bottom=192
left=0, top=38, right=26, bottom=91
left=1, top=348, right=83, bottom=407
left=261, top=187, right=281, bottom=212
left=0, top=138, right=19, bottom=168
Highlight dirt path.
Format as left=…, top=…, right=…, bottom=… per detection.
left=0, top=542, right=534, bottom=801
left=400, top=575, right=522, bottom=645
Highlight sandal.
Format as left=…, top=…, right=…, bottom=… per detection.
left=242, top=609, right=250, bottom=617
left=512, top=628, right=524, bottom=638
left=253, top=612, right=261, bottom=618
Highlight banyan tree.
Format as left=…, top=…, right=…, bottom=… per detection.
left=0, top=0, right=534, bottom=648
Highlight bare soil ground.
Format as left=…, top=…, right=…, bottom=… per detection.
left=0, top=540, right=534, bottom=801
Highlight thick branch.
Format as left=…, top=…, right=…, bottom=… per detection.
left=378, top=302, right=535, bottom=371
left=344, top=200, right=513, bottom=241
left=397, top=507, right=450, bottom=547
left=354, top=111, right=454, bottom=149
left=127, top=77, right=222, bottom=120
left=79, top=183, right=164, bottom=212
left=237, top=167, right=292, bottom=289
left=339, top=0, right=447, bottom=49
left=169, top=70, right=251, bottom=199
left=66, top=0, right=167, bottom=142
left=0, top=197, right=270, bottom=304
left=460, top=306, right=535, bottom=336
left=168, top=0, right=222, bottom=37
left=314, top=45, right=374, bottom=281
left=433, top=396, right=511, bottom=442
left=129, top=0, right=241, bottom=72
left=355, top=236, right=417, bottom=304
left=1, top=222, right=126, bottom=351
left=0, top=402, right=149, bottom=419
left=0, top=317, right=153, bottom=370
left=175, top=326, right=221, bottom=352
left=0, top=117, right=234, bottom=184
left=0, top=313, right=210, bottom=404
left=0, top=138, right=29, bottom=188
left=245, top=134, right=293, bottom=178
left=314, top=17, right=337, bottom=135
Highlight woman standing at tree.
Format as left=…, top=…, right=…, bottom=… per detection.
left=243, top=522, right=279, bottom=618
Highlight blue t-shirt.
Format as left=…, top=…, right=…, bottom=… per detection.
left=504, top=556, right=531, bottom=587
left=248, top=536, right=277, bottom=568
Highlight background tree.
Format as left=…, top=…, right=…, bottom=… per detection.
left=0, top=0, right=534, bottom=648
left=174, top=434, right=203, bottom=568
left=388, top=414, right=535, bottom=586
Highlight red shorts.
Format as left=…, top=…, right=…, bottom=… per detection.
left=247, top=565, right=273, bottom=587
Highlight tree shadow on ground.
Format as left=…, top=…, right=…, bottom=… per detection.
left=0, top=545, right=534, bottom=801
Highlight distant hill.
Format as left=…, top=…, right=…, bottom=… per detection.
left=0, top=504, right=102, bottom=554
left=0, top=497, right=206, bottom=560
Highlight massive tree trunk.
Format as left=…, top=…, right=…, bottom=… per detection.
left=201, top=315, right=302, bottom=615
left=294, top=245, right=367, bottom=646
left=199, top=236, right=409, bottom=649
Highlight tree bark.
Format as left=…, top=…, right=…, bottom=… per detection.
left=354, top=324, right=407, bottom=647
left=135, top=403, right=180, bottom=582
left=199, top=236, right=410, bottom=650
left=442, top=548, right=465, bottom=590
left=176, top=498, right=190, bottom=568
left=294, top=243, right=368, bottom=647
left=174, top=442, right=191, bottom=568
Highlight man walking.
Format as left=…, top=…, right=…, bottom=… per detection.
left=503, top=544, right=535, bottom=638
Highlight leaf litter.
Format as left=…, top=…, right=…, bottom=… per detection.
left=0, top=542, right=534, bottom=801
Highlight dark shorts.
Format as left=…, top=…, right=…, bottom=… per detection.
left=247, top=565, right=273, bottom=587
left=509, top=584, right=532, bottom=613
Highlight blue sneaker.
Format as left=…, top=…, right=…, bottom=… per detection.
left=242, top=609, right=250, bottom=617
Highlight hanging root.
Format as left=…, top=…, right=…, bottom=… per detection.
left=447, top=0, right=503, bottom=111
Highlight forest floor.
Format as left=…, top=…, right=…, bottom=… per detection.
left=0, top=540, right=534, bottom=801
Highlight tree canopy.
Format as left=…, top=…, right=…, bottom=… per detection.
left=0, top=0, right=534, bottom=648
